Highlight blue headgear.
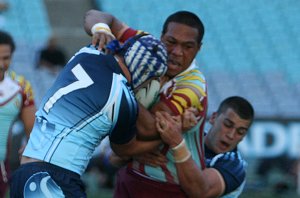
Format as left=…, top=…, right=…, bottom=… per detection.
left=107, top=33, right=168, bottom=89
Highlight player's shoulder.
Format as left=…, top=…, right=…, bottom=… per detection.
left=221, top=150, right=245, bottom=163
left=8, top=70, right=33, bottom=90
left=7, top=70, right=35, bottom=101
left=173, top=67, right=207, bottom=97
left=208, top=149, right=246, bottom=168
left=72, top=45, right=103, bottom=57
left=176, top=67, right=206, bottom=85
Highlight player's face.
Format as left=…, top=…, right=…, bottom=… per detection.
left=207, top=108, right=251, bottom=153
left=161, top=22, right=200, bottom=78
left=0, top=44, right=12, bottom=81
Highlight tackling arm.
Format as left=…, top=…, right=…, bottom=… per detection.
left=136, top=99, right=175, bottom=141
left=156, top=111, right=225, bottom=198
left=175, top=162, right=225, bottom=198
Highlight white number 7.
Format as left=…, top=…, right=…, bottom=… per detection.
left=43, top=64, right=94, bottom=113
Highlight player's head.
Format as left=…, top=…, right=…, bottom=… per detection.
left=206, top=96, right=254, bottom=153
left=161, top=11, right=205, bottom=78
left=162, top=11, right=204, bottom=45
left=0, top=31, right=15, bottom=81
left=119, top=33, right=168, bottom=89
left=217, top=96, right=254, bottom=121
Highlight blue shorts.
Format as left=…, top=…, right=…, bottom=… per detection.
left=10, top=162, right=86, bottom=198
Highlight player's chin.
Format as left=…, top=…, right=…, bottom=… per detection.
left=168, top=60, right=180, bottom=69
left=218, top=141, right=231, bottom=152
left=166, top=66, right=181, bottom=78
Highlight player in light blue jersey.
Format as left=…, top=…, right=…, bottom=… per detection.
left=156, top=96, right=254, bottom=197
left=0, top=31, right=36, bottom=198
left=10, top=33, right=168, bottom=197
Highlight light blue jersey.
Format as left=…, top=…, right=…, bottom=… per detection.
left=0, top=71, right=35, bottom=161
left=23, top=46, right=138, bottom=175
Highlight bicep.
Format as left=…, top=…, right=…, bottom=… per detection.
left=203, top=168, right=226, bottom=197
left=150, top=99, right=175, bottom=115
left=136, top=100, right=174, bottom=140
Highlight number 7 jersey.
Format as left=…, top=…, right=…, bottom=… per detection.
left=23, top=46, right=138, bottom=175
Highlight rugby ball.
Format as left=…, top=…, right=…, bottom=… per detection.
left=135, top=79, right=160, bottom=109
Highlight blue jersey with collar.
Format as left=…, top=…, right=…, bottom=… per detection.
left=205, top=142, right=247, bottom=197
left=23, top=46, right=138, bottom=175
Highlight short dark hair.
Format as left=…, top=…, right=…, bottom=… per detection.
left=0, top=31, right=15, bottom=52
left=217, top=96, right=255, bottom=121
left=162, top=11, right=205, bottom=45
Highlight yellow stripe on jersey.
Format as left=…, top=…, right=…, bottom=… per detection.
left=172, top=89, right=205, bottom=112
left=161, top=68, right=207, bottom=115
left=180, top=74, right=205, bottom=83
left=174, top=88, right=198, bottom=106
left=8, top=70, right=35, bottom=105
left=176, top=83, right=206, bottom=99
left=171, top=100, right=184, bottom=114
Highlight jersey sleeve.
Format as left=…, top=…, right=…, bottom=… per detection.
left=208, top=152, right=246, bottom=195
left=160, top=69, right=207, bottom=116
left=119, top=28, right=145, bottom=43
left=10, top=71, right=35, bottom=107
left=109, top=89, right=138, bottom=145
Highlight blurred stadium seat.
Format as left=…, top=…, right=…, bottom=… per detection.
left=2, top=0, right=51, bottom=81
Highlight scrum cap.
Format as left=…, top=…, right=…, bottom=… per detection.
left=122, top=33, right=167, bottom=89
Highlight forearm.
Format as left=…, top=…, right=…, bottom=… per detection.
left=175, top=154, right=225, bottom=197
left=84, top=10, right=113, bottom=35
left=170, top=138, right=209, bottom=197
left=176, top=160, right=210, bottom=198
left=137, top=100, right=177, bottom=140
left=136, top=104, right=160, bottom=140
left=84, top=9, right=128, bottom=39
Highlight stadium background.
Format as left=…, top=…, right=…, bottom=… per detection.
left=1, top=0, right=299, bottom=197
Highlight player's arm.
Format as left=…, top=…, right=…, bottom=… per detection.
left=84, top=10, right=129, bottom=49
left=156, top=111, right=226, bottom=198
left=176, top=164, right=226, bottom=197
left=19, top=79, right=36, bottom=138
left=20, top=105, right=36, bottom=138
left=135, top=100, right=174, bottom=140
left=106, top=88, right=163, bottom=157
left=175, top=159, right=225, bottom=197
left=205, top=153, right=247, bottom=197
left=137, top=72, right=206, bottom=141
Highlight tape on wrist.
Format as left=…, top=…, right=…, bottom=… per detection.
left=172, top=139, right=191, bottom=163
left=171, top=139, right=185, bottom=151
left=91, top=23, right=116, bottom=38
left=174, top=152, right=191, bottom=163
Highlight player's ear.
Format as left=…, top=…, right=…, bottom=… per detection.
left=209, top=112, right=218, bottom=124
